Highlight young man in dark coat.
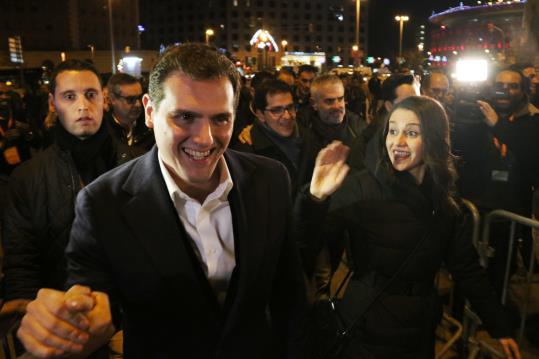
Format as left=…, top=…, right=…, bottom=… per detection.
left=2, top=60, right=137, bottom=320
left=17, top=44, right=308, bottom=359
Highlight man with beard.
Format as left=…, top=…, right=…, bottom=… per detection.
left=298, top=74, right=365, bottom=153
left=521, top=63, right=539, bottom=108
left=106, top=73, right=154, bottom=152
left=294, top=65, right=318, bottom=113
left=478, top=68, right=539, bottom=292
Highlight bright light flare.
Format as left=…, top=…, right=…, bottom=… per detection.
left=456, top=59, right=488, bottom=82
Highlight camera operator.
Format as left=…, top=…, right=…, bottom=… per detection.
left=477, top=69, right=539, bottom=215
left=476, top=69, right=539, bottom=295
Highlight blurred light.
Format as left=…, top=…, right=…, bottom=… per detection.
left=137, top=25, right=145, bottom=33
left=206, top=29, right=214, bottom=36
left=367, top=56, right=375, bottom=64
left=60, top=52, right=66, bottom=61
left=5, top=81, right=12, bottom=86
left=383, top=58, right=390, bottom=65
left=453, top=51, right=458, bottom=55
left=352, top=45, right=359, bottom=51
left=337, top=14, right=344, bottom=21
left=456, top=59, right=488, bottom=82
left=332, top=55, right=342, bottom=63
left=118, top=56, right=143, bottom=78
left=485, top=49, right=490, bottom=53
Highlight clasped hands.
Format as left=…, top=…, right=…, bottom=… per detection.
left=17, top=285, right=114, bottom=358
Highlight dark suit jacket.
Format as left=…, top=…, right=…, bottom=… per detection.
left=65, top=147, right=308, bottom=358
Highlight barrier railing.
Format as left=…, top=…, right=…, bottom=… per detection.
left=481, top=209, right=539, bottom=343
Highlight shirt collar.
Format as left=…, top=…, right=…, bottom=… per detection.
left=158, top=151, right=234, bottom=205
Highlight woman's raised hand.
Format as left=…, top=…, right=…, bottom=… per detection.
left=310, top=141, right=350, bottom=201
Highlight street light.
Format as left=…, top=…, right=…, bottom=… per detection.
left=108, top=0, right=116, bottom=74
left=487, top=22, right=506, bottom=61
left=281, top=40, right=288, bottom=52
left=355, top=0, right=361, bottom=51
left=205, top=29, right=214, bottom=45
left=88, top=44, right=95, bottom=60
left=395, top=15, right=409, bottom=60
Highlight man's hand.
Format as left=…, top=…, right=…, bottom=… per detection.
left=310, top=141, right=350, bottom=201
left=17, top=285, right=114, bottom=358
left=477, top=100, right=499, bottom=127
left=499, top=338, right=521, bottom=359
left=238, top=124, right=253, bottom=145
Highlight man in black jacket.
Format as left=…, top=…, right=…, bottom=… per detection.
left=232, top=79, right=316, bottom=197
left=105, top=73, right=154, bottom=152
left=2, top=60, right=136, bottom=317
left=17, top=43, right=307, bottom=359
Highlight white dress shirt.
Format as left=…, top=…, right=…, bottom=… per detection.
left=158, top=153, right=235, bottom=304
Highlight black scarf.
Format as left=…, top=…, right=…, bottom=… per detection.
left=311, top=114, right=348, bottom=146
left=256, top=121, right=303, bottom=169
left=55, top=122, right=115, bottom=185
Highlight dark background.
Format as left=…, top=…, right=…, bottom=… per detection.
left=368, top=0, right=471, bottom=57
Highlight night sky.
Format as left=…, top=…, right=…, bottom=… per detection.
left=367, top=0, right=475, bottom=57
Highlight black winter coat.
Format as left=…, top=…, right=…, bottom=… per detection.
left=295, top=168, right=513, bottom=358
left=2, top=142, right=136, bottom=301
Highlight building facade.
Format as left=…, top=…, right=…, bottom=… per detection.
left=428, top=1, right=527, bottom=68
left=139, top=0, right=369, bottom=70
left=0, top=0, right=139, bottom=54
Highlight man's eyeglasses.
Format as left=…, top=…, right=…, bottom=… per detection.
left=113, top=93, right=142, bottom=104
left=264, top=104, right=296, bottom=116
left=494, top=82, right=520, bottom=91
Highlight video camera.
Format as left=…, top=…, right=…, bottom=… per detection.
left=451, top=59, right=505, bottom=125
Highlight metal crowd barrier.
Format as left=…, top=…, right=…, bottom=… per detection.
left=481, top=209, right=539, bottom=344
left=460, top=200, right=539, bottom=357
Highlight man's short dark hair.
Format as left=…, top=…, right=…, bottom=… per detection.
left=50, top=59, right=102, bottom=95
left=149, top=43, right=241, bottom=110
left=298, top=64, right=318, bottom=76
left=107, top=73, right=140, bottom=97
left=250, top=71, right=275, bottom=91
left=381, top=74, right=415, bottom=103
left=253, top=80, right=293, bottom=112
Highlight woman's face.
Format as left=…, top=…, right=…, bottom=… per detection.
left=385, top=108, right=426, bottom=184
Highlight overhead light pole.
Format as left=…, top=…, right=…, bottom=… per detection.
left=205, top=29, right=214, bottom=45
left=108, top=0, right=116, bottom=74
left=395, top=15, right=409, bottom=60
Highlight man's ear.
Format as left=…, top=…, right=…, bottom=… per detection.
left=254, top=108, right=266, bottom=123
left=48, top=93, right=56, bottom=113
left=310, top=97, right=318, bottom=111
left=384, top=100, right=393, bottom=113
left=142, top=94, right=154, bottom=129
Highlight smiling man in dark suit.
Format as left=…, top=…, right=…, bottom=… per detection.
left=17, top=43, right=308, bottom=358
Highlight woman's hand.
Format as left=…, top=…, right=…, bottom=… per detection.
left=499, top=337, right=521, bottom=359
left=309, top=141, right=350, bottom=201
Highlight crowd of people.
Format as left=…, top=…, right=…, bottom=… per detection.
left=0, top=42, right=538, bottom=358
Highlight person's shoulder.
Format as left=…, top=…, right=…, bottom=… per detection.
left=9, top=145, right=62, bottom=181
left=226, top=148, right=289, bottom=179
left=84, top=151, right=148, bottom=195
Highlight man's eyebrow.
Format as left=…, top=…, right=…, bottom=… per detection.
left=169, top=109, right=202, bottom=117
